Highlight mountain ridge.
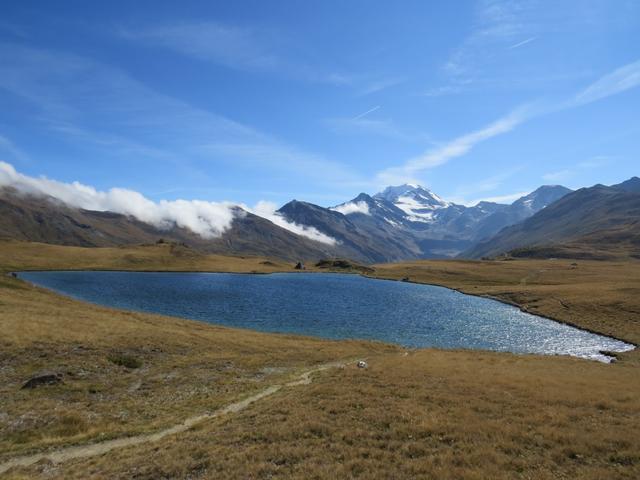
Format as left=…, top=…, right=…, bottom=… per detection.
left=463, top=181, right=640, bottom=259
left=4, top=177, right=635, bottom=262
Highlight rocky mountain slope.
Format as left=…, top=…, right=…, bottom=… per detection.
left=279, top=184, right=571, bottom=259
left=6, top=176, right=633, bottom=263
left=0, top=188, right=339, bottom=261
left=463, top=178, right=640, bottom=259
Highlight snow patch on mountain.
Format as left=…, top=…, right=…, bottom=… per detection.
left=374, top=184, right=450, bottom=223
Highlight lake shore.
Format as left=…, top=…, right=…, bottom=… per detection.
left=1, top=240, right=639, bottom=479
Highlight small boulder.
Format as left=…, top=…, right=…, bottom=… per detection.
left=21, top=373, right=63, bottom=389
left=357, top=360, right=368, bottom=369
left=294, top=262, right=305, bottom=270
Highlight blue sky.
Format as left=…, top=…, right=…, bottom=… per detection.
left=1, top=0, right=639, bottom=207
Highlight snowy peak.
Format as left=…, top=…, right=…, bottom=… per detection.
left=373, top=184, right=450, bottom=223
left=374, top=184, right=447, bottom=206
left=512, top=185, right=572, bottom=213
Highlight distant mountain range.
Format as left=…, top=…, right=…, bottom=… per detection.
left=277, top=183, right=571, bottom=261
left=2, top=178, right=638, bottom=262
left=0, top=187, right=340, bottom=261
left=464, top=177, right=640, bottom=260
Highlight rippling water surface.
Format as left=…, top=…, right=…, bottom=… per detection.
left=19, top=271, right=634, bottom=362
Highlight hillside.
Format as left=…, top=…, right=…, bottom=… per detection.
left=1, top=243, right=639, bottom=479
left=0, top=188, right=338, bottom=262
left=278, top=184, right=570, bottom=259
left=463, top=179, right=640, bottom=259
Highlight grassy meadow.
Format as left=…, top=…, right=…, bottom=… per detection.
left=0, top=240, right=638, bottom=479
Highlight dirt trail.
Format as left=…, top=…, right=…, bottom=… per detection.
left=0, top=361, right=351, bottom=475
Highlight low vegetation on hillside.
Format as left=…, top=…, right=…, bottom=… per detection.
left=1, top=241, right=638, bottom=479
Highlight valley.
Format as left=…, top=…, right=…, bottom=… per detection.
left=0, top=241, right=638, bottom=479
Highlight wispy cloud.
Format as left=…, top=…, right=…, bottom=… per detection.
left=358, top=77, right=404, bottom=96
left=0, top=134, right=30, bottom=164
left=382, top=57, right=640, bottom=187
left=578, top=156, right=614, bottom=169
left=572, top=59, right=640, bottom=106
left=470, top=190, right=530, bottom=205
left=442, top=0, right=536, bottom=80
left=117, top=21, right=405, bottom=95
left=376, top=107, right=528, bottom=185
left=542, top=169, right=572, bottom=182
left=118, top=22, right=278, bottom=71
left=451, top=167, right=524, bottom=202
left=353, top=106, right=381, bottom=120
left=247, top=201, right=337, bottom=244
left=509, top=36, right=536, bottom=49
left=0, top=42, right=363, bottom=191
left=325, top=106, right=428, bottom=142
left=194, top=142, right=361, bottom=184
left=541, top=155, right=617, bottom=184
left=429, top=0, right=633, bottom=96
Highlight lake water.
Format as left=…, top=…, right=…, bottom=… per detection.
left=18, top=271, right=634, bottom=362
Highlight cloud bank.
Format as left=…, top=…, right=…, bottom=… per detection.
left=0, top=162, right=337, bottom=244
left=0, top=161, right=238, bottom=237
left=331, top=201, right=370, bottom=216
left=248, top=201, right=337, bottom=245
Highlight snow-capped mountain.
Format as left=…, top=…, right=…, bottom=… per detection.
left=511, top=185, right=573, bottom=215
left=373, top=184, right=450, bottom=223
left=331, top=193, right=409, bottom=227
left=278, top=183, right=573, bottom=261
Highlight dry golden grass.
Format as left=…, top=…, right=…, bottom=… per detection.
left=1, top=241, right=639, bottom=479
left=11, top=351, right=640, bottom=479
left=0, top=242, right=393, bottom=460
left=0, top=239, right=294, bottom=273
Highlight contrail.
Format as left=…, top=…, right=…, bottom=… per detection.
left=353, top=105, right=380, bottom=120
left=509, top=37, right=537, bottom=49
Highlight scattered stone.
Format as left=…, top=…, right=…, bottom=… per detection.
left=21, top=373, right=63, bottom=389
left=357, top=360, right=368, bottom=369
left=108, top=354, right=142, bottom=369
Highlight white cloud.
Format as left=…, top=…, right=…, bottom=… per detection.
left=509, top=36, right=537, bottom=49
left=0, top=161, right=238, bottom=237
left=247, top=200, right=337, bottom=245
left=572, top=59, right=640, bottom=106
left=353, top=106, right=381, bottom=120
left=379, top=58, right=640, bottom=189
left=0, top=162, right=337, bottom=244
left=331, top=201, right=370, bottom=216
left=376, top=107, right=527, bottom=184
left=0, top=161, right=337, bottom=245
